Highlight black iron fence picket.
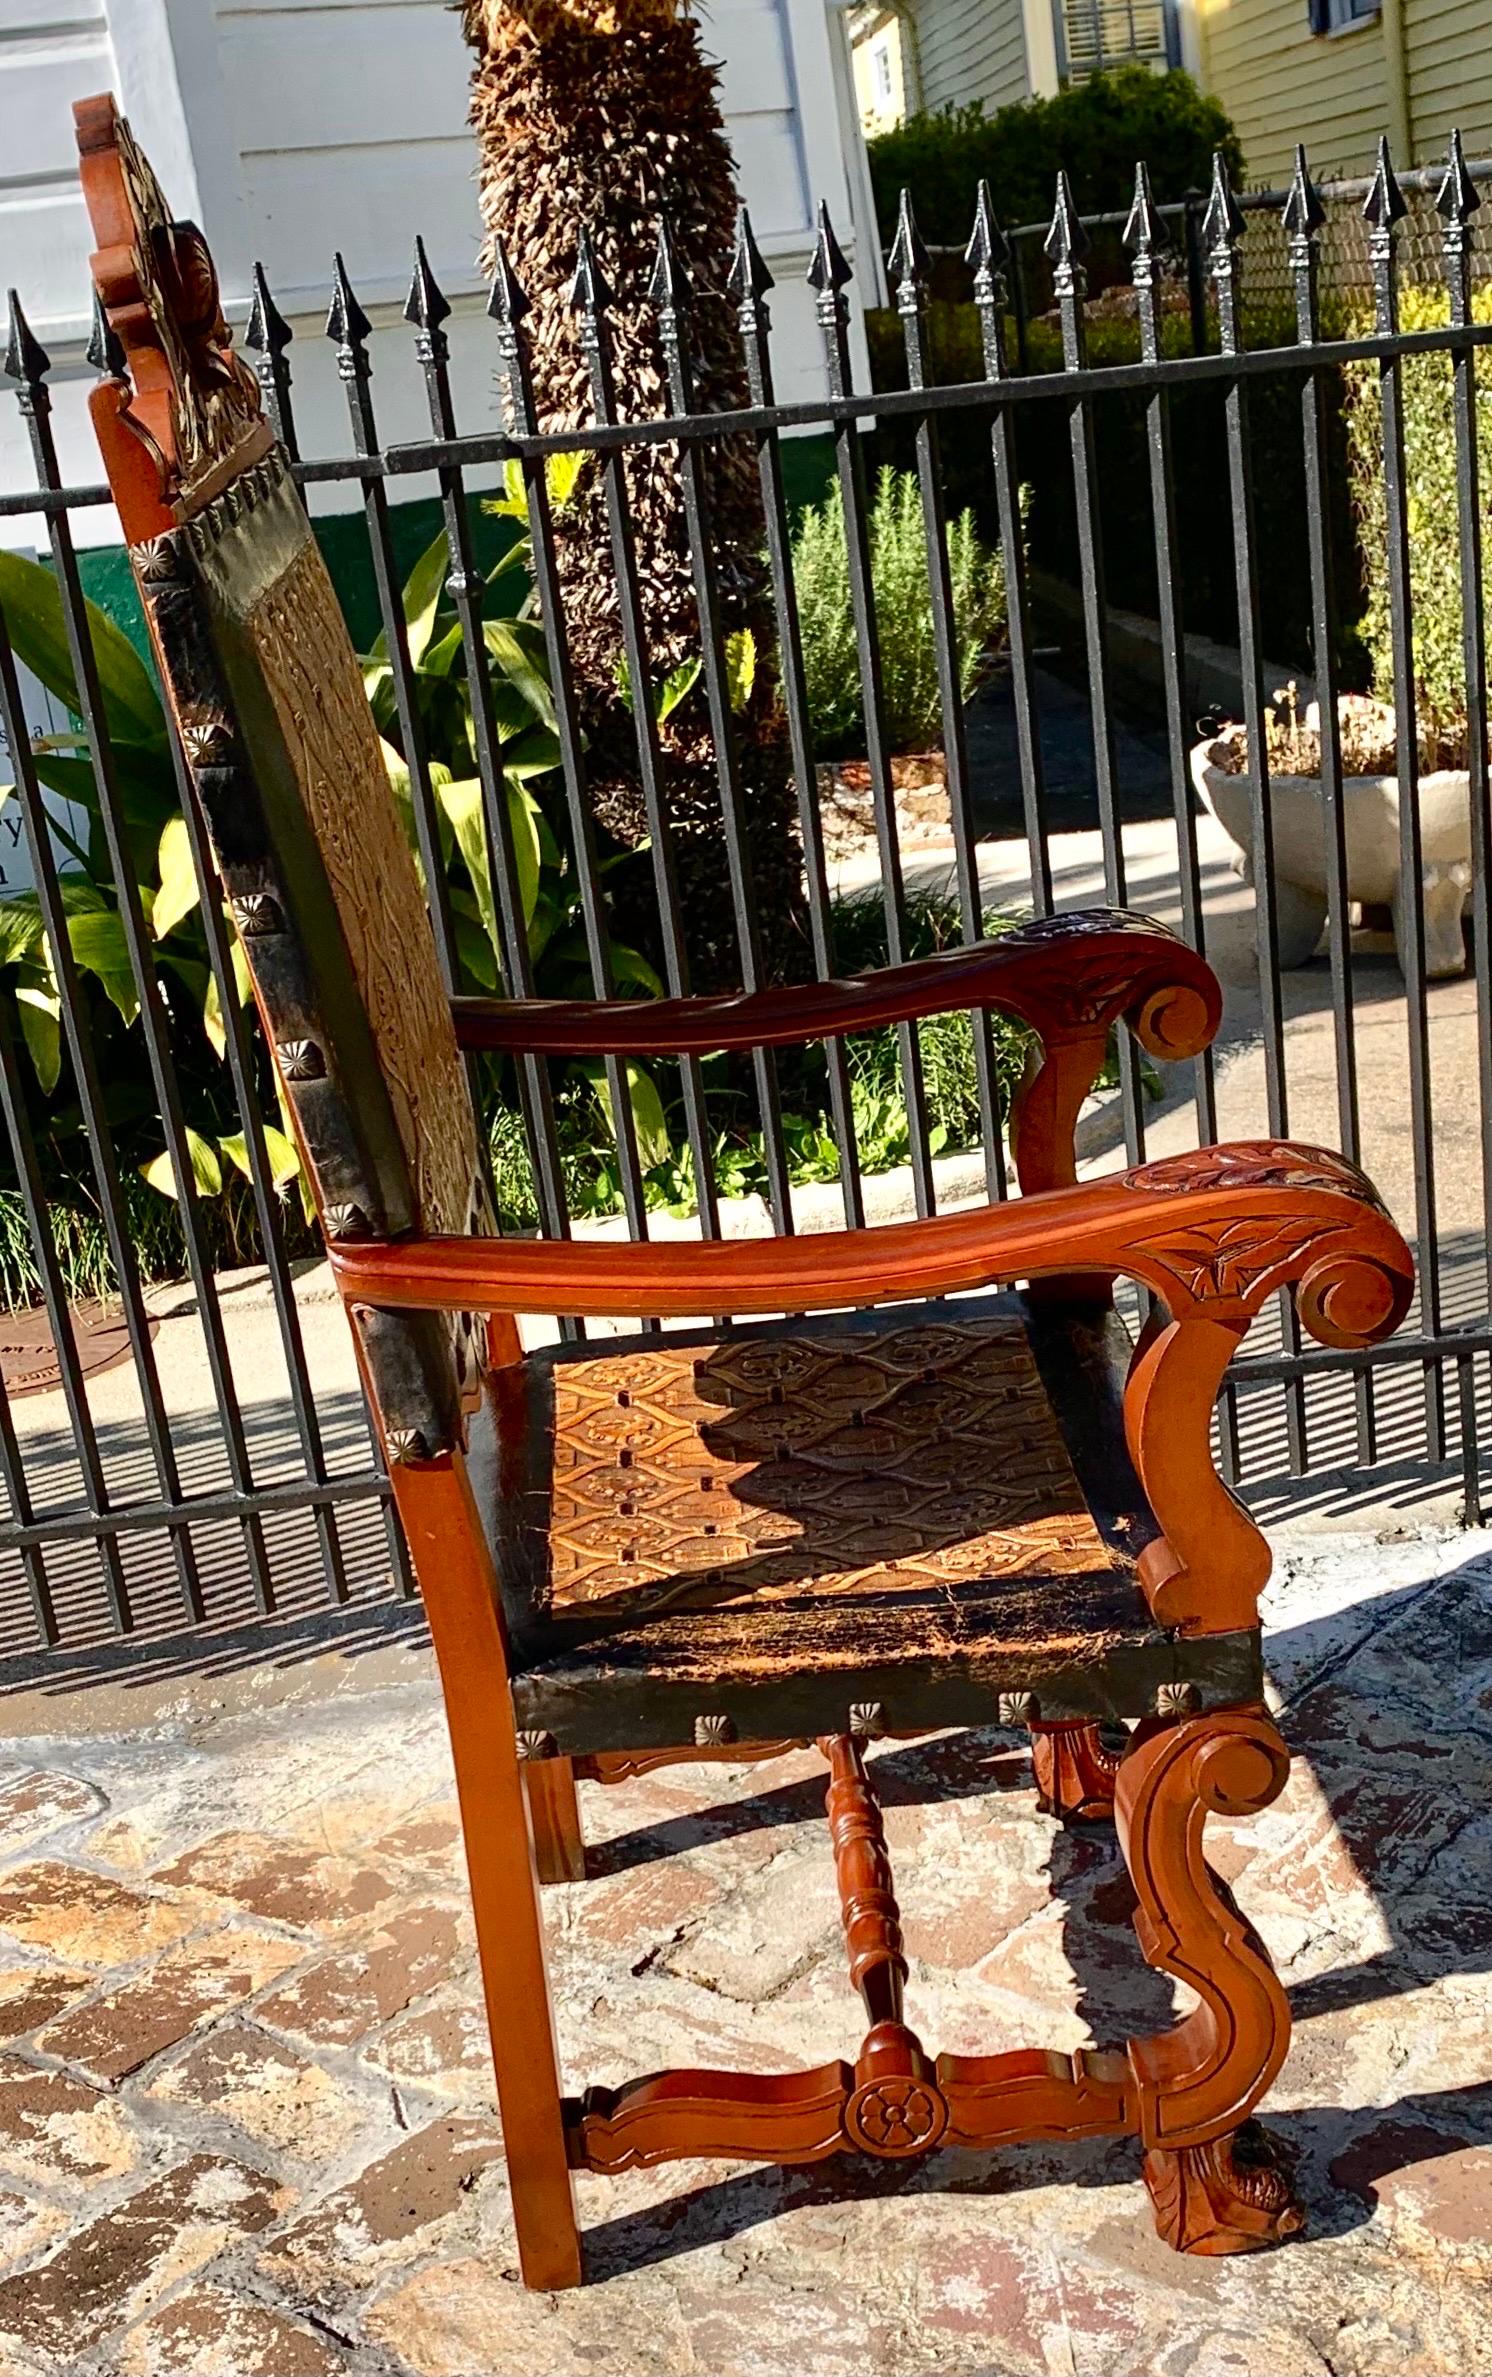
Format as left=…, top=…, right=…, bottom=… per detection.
left=1, top=127, right=1490, bottom=1655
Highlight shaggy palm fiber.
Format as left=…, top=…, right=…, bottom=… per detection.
left=458, top=0, right=808, bottom=987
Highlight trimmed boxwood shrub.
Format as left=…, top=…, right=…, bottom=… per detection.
left=866, top=68, right=1244, bottom=253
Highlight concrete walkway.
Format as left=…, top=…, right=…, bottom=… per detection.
left=0, top=1523, right=1488, bottom=2375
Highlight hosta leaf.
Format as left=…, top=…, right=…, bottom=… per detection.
left=0, top=549, right=165, bottom=747
left=0, top=893, right=47, bottom=969
left=416, top=620, right=462, bottom=681
left=609, top=940, right=665, bottom=998
left=15, top=983, right=60, bottom=1091
left=725, top=627, right=756, bottom=713
left=0, top=551, right=165, bottom=746
left=544, top=449, right=587, bottom=511
left=140, top=1127, right=222, bottom=1199
left=622, top=1063, right=672, bottom=1170
left=66, top=909, right=138, bottom=1025
left=484, top=618, right=556, bottom=728
left=152, top=814, right=200, bottom=940
left=30, top=740, right=176, bottom=833
left=398, top=530, right=452, bottom=667
left=505, top=781, right=543, bottom=929
left=436, top=778, right=492, bottom=941
left=218, top=1125, right=300, bottom=1188
left=656, top=657, right=701, bottom=724
left=588, top=1060, right=673, bottom=1173
left=450, top=903, right=499, bottom=990
left=501, top=724, right=562, bottom=780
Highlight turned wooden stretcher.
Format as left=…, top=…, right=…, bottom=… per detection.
left=76, top=93, right=1415, bottom=2286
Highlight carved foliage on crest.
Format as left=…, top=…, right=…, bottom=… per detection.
left=77, top=93, right=270, bottom=515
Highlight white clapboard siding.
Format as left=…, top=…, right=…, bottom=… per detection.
left=1, top=0, right=865, bottom=539
left=0, top=8, right=115, bottom=317
left=908, top=0, right=1029, bottom=118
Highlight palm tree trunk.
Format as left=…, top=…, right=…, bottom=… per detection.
left=458, top=0, right=808, bottom=991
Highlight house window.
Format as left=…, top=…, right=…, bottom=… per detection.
left=1309, top=0, right=1380, bottom=30
left=1055, top=0, right=1179, bottom=80
left=870, top=35, right=895, bottom=111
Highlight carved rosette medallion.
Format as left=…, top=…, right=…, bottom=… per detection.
left=843, top=2076, right=948, bottom=2158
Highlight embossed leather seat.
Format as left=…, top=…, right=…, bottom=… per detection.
left=494, top=1301, right=1230, bottom=1750
left=78, top=96, right=1414, bottom=2287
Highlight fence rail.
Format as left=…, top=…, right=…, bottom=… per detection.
left=1, top=129, right=1490, bottom=1658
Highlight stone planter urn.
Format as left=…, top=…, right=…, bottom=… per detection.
left=1190, top=737, right=1473, bottom=980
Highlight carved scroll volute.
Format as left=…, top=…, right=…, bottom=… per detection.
left=75, top=93, right=272, bottom=539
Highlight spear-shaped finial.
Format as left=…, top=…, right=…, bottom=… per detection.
left=325, top=253, right=372, bottom=350
left=1282, top=146, right=1325, bottom=338
left=1123, top=162, right=1168, bottom=359
left=887, top=188, right=930, bottom=301
left=1044, top=170, right=1089, bottom=270
left=730, top=206, right=775, bottom=401
left=405, top=236, right=451, bottom=337
left=648, top=214, right=689, bottom=313
left=245, top=262, right=292, bottom=363
left=807, top=200, right=853, bottom=297
left=1364, top=135, right=1407, bottom=233
left=964, top=180, right=1007, bottom=282
left=1436, top=128, right=1480, bottom=324
left=1201, top=149, right=1244, bottom=255
left=728, top=204, right=774, bottom=307
left=1123, top=159, right=1167, bottom=259
left=1282, top=145, right=1325, bottom=246
left=3, top=291, right=49, bottom=391
left=85, top=287, right=125, bottom=379
left=1364, top=137, right=1406, bottom=330
left=567, top=225, right=611, bottom=319
left=486, top=236, right=529, bottom=330
left=1437, top=126, right=1480, bottom=227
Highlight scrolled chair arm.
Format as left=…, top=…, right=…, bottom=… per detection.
left=328, top=1135, right=1412, bottom=1639
left=450, top=908, right=1219, bottom=1060
left=458, top=908, right=1225, bottom=1207
left=453, top=909, right=1221, bottom=1194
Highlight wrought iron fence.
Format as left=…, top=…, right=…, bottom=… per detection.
left=2, top=129, right=1491, bottom=1661
left=979, top=155, right=1492, bottom=367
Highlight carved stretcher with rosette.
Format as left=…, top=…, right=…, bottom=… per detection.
left=76, top=94, right=1415, bottom=2284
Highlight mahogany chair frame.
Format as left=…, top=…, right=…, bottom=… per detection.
left=75, top=95, right=1415, bottom=2289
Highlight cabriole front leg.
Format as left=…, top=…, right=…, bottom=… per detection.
left=1115, top=1707, right=1303, bottom=2255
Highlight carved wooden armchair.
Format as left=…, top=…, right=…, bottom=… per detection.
left=79, top=98, right=1415, bottom=2289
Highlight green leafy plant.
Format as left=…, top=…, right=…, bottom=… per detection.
left=0, top=549, right=305, bottom=1299
left=1342, top=282, right=1492, bottom=767
left=369, top=502, right=674, bottom=1205
left=372, top=474, right=662, bottom=1008
left=790, top=467, right=1007, bottom=756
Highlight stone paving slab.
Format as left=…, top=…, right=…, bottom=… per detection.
left=0, top=1523, right=1488, bottom=2374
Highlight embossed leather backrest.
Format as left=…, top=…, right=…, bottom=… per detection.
left=77, top=95, right=487, bottom=1455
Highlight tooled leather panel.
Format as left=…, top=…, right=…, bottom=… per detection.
left=541, top=1316, right=1118, bottom=1626
left=238, top=525, right=483, bottom=1243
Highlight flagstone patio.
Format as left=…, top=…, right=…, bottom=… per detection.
left=0, top=1518, right=1488, bottom=2376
